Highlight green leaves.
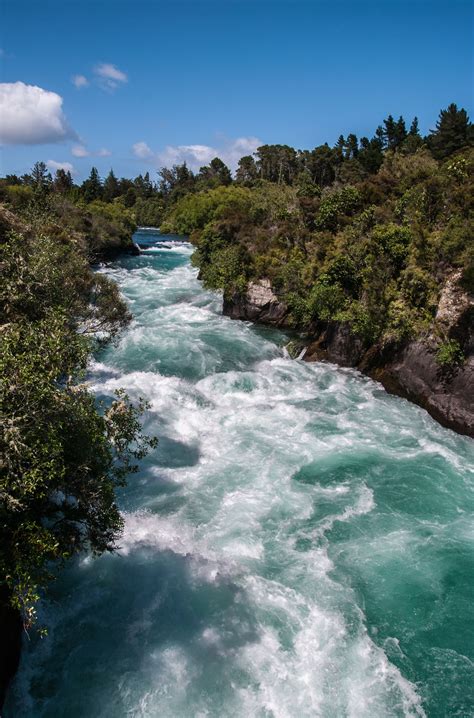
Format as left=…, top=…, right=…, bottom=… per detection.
left=0, top=207, right=155, bottom=627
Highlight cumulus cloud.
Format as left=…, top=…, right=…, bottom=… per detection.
left=72, top=74, right=89, bottom=89
left=72, top=144, right=112, bottom=158
left=94, top=63, right=128, bottom=90
left=72, top=144, right=90, bottom=157
left=132, top=136, right=263, bottom=172
left=132, top=141, right=154, bottom=159
left=0, top=82, right=76, bottom=145
left=46, top=160, right=75, bottom=174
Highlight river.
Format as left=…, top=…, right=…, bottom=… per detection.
left=7, top=230, right=474, bottom=717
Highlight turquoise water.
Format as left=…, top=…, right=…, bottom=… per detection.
left=7, top=231, right=474, bottom=717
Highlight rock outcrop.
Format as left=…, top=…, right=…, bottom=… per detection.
left=223, top=279, right=288, bottom=325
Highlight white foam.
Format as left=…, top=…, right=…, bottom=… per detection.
left=13, top=236, right=474, bottom=718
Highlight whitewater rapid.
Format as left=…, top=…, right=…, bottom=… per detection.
left=7, top=232, right=474, bottom=717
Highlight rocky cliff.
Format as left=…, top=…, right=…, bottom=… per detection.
left=223, top=276, right=474, bottom=437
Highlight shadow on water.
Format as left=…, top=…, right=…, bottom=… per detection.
left=12, top=546, right=260, bottom=717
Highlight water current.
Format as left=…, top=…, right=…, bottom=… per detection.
left=7, top=230, right=474, bottom=717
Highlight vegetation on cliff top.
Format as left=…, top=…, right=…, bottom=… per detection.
left=160, top=104, right=473, bottom=358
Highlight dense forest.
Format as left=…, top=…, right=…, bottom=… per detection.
left=1, top=102, right=472, bottom=638
left=158, top=103, right=473, bottom=369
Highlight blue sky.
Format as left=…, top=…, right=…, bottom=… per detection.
left=1, top=0, right=473, bottom=180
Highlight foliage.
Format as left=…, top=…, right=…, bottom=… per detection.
left=158, top=103, right=472, bottom=358
left=436, top=339, right=465, bottom=367
left=315, top=186, right=362, bottom=230
left=429, top=104, right=473, bottom=159
left=1, top=101, right=472, bottom=380
left=0, top=208, right=156, bottom=626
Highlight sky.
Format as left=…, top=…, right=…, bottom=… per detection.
left=0, top=0, right=473, bottom=181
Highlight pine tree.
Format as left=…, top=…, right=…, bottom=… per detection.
left=429, top=103, right=473, bottom=159
left=53, top=168, right=73, bottom=193
left=81, top=167, right=103, bottom=202
left=383, top=115, right=398, bottom=149
left=409, top=117, right=420, bottom=136
left=345, top=134, right=359, bottom=159
left=395, top=116, right=407, bottom=146
left=103, top=169, right=120, bottom=202
left=30, top=161, right=52, bottom=190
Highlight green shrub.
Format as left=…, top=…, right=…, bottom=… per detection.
left=307, top=281, right=347, bottom=321
left=436, top=339, right=465, bottom=366
left=315, top=186, right=362, bottom=231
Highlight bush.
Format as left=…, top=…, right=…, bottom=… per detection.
left=436, top=339, right=465, bottom=366
left=315, top=186, right=362, bottom=231
left=307, top=280, right=347, bottom=321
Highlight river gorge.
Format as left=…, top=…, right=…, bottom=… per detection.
left=6, top=230, right=474, bottom=717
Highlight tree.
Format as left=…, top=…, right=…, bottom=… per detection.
left=383, top=115, right=398, bottom=149
left=306, top=144, right=337, bottom=187
left=235, top=155, right=258, bottom=185
left=4, top=175, right=22, bottom=186
left=395, top=116, right=407, bottom=146
left=255, top=144, right=298, bottom=184
left=198, top=157, right=232, bottom=188
left=402, top=117, right=423, bottom=154
left=134, top=172, right=154, bottom=199
left=345, top=134, right=359, bottom=159
left=53, top=168, right=73, bottom=194
left=81, top=167, right=103, bottom=202
left=409, top=117, right=420, bottom=136
left=103, top=169, right=120, bottom=202
left=0, top=215, right=156, bottom=627
left=158, top=162, right=195, bottom=201
left=30, top=161, right=52, bottom=191
left=383, top=115, right=406, bottom=150
left=358, top=134, right=384, bottom=173
left=428, top=103, right=473, bottom=159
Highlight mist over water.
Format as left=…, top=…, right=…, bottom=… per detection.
left=8, top=231, right=474, bottom=717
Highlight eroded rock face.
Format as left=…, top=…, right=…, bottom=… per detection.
left=304, top=322, right=365, bottom=366
left=369, top=341, right=474, bottom=437
left=223, top=279, right=288, bottom=325
left=436, top=271, right=471, bottom=328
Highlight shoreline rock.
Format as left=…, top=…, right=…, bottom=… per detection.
left=223, top=279, right=288, bottom=325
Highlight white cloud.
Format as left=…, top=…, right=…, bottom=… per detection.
left=72, top=74, right=89, bottom=89
left=94, top=63, right=128, bottom=90
left=72, top=144, right=111, bottom=158
left=47, top=160, right=75, bottom=174
left=223, top=136, right=262, bottom=168
left=72, top=144, right=90, bottom=157
left=160, top=144, right=217, bottom=168
left=132, top=136, right=263, bottom=172
left=132, top=141, right=154, bottom=159
left=0, top=82, right=76, bottom=145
